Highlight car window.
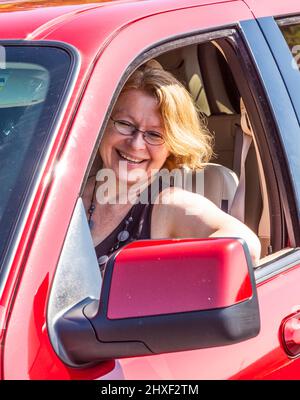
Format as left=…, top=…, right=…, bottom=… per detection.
left=279, top=21, right=300, bottom=71
left=0, top=46, right=72, bottom=274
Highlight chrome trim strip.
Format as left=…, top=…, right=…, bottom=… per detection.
left=255, top=248, right=300, bottom=284
left=277, top=16, right=300, bottom=26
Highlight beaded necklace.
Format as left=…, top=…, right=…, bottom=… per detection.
left=88, top=178, right=139, bottom=273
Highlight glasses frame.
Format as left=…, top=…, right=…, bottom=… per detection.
left=110, top=117, right=165, bottom=146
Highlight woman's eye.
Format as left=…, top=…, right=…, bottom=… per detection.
left=147, top=131, right=162, bottom=138
left=118, top=120, right=133, bottom=127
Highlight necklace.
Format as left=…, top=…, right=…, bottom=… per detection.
left=88, top=177, right=138, bottom=273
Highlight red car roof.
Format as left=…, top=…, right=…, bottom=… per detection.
left=0, top=0, right=299, bottom=63
left=1, top=0, right=300, bottom=42
left=0, top=0, right=241, bottom=40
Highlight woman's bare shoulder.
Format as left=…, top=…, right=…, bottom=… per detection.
left=155, top=186, right=208, bottom=208
left=151, top=186, right=210, bottom=238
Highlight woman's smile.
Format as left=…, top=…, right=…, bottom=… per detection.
left=115, top=149, right=148, bottom=165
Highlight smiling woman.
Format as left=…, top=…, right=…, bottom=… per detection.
left=83, top=60, right=261, bottom=272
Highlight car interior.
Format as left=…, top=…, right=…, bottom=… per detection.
left=155, top=41, right=272, bottom=263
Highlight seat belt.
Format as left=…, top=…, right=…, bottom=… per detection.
left=229, top=125, right=252, bottom=222
left=231, top=105, right=271, bottom=258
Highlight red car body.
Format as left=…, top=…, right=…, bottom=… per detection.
left=1, top=0, right=300, bottom=379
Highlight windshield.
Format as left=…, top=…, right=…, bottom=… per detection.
left=0, top=45, right=73, bottom=274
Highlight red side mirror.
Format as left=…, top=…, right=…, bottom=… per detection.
left=108, top=238, right=253, bottom=318
left=55, top=238, right=260, bottom=367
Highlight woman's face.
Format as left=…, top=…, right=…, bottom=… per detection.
left=100, top=88, right=170, bottom=185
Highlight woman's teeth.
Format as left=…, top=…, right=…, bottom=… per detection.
left=117, top=150, right=144, bottom=164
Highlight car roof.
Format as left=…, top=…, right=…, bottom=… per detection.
left=0, top=0, right=229, bottom=40
left=0, top=0, right=241, bottom=65
left=0, top=0, right=298, bottom=40
left=0, top=0, right=298, bottom=53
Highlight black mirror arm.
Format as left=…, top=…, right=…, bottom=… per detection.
left=53, top=297, right=152, bottom=367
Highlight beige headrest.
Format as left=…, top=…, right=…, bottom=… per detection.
left=183, top=164, right=239, bottom=212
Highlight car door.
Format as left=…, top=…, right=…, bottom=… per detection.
left=244, top=13, right=300, bottom=379
left=2, top=0, right=300, bottom=380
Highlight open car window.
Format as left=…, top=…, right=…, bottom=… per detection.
left=82, top=34, right=289, bottom=271
left=155, top=38, right=295, bottom=267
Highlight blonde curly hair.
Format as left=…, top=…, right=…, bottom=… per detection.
left=121, top=59, right=213, bottom=170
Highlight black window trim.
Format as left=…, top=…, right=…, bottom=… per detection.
left=0, top=40, right=81, bottom=299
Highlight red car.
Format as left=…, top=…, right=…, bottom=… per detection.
left=1, top=0, right=300, bottom=380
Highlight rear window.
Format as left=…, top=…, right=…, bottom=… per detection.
left=0, top=45, right=74, bottom=275
left=279, top=22, right=300, bottom=71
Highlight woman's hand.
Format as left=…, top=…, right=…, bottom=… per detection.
left=152, top=187, right=261, bottom=266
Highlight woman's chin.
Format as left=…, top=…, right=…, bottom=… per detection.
left=117, top=166, right=149, bottom=185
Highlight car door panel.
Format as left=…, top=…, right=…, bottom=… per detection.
left=109, top=257, right=300, bottom=380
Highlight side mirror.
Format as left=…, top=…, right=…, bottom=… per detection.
left=54, top=238, right=260, bottom=367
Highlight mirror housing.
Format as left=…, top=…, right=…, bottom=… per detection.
left=54, top=238, right=260, bottom=367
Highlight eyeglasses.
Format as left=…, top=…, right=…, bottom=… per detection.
left=110, top=117, right=165, bottom=146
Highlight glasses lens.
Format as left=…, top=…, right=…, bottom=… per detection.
left=114, top=120, right=135, bottom=135
left=144, top=131, right=164, bottom=145
left=112, top=119, right=164, bottom=145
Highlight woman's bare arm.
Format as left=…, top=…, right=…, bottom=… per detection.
left=151, top=187, right=261, bottom=265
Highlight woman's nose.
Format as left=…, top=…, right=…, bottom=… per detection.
left=127, top=131, right=147, bottom=149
